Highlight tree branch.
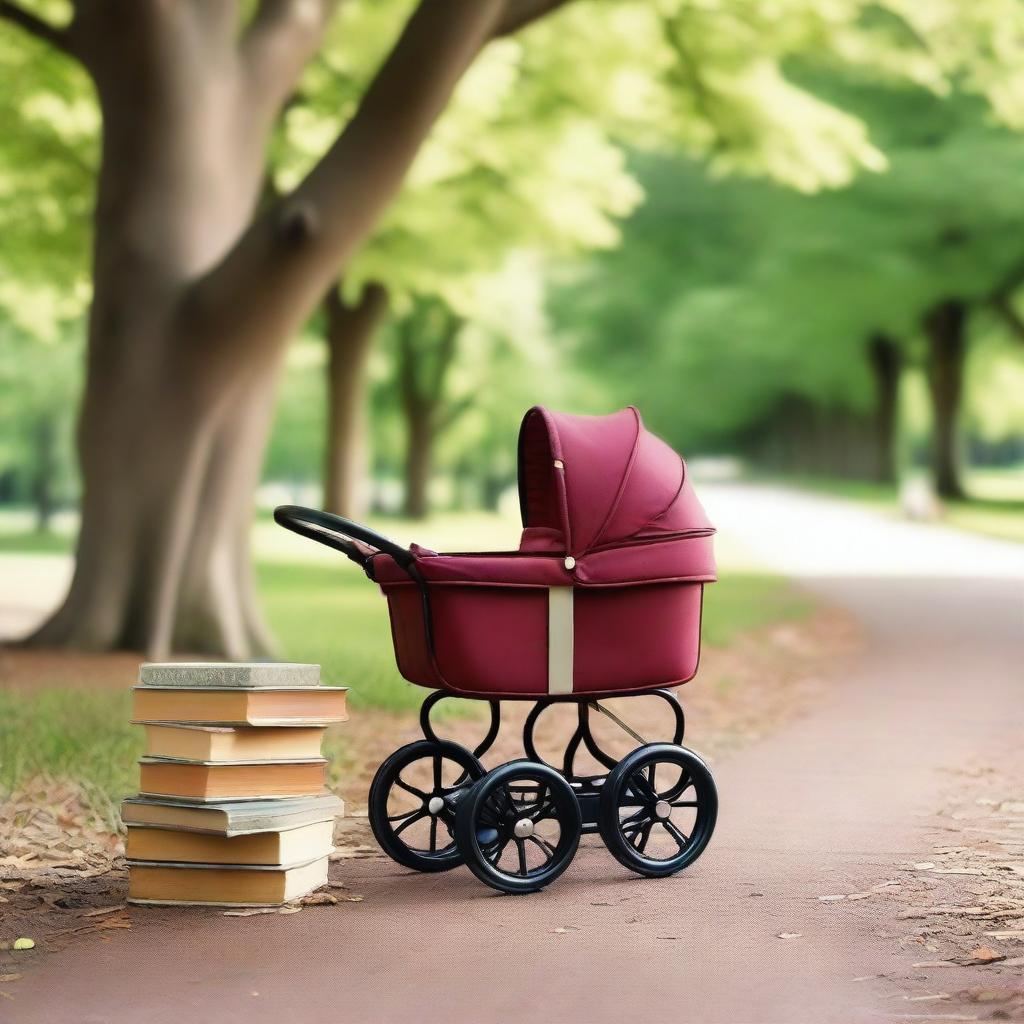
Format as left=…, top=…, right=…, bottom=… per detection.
left=188, top=0, right=508, bottom=358
left=992, top=293, right=1024, bottom=346
left=0, top=0, right=76, bottom=58
left=240, top=0, right=339, bottom=126
left=494, top=0, right=571, bottom=37
left=987, top=256, right=1024, bottom=346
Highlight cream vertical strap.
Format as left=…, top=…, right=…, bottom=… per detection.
left=547, top=587, right=574, bottom=695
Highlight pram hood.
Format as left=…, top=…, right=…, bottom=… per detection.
left=373, top=406, right=715, bottom=589
left=517, top=405, right=713, bottom=559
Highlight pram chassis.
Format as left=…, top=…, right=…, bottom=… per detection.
left=276, top=504, right=719, bottom=894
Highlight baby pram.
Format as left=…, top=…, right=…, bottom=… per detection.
left=275, top=405, right=719, bottom=893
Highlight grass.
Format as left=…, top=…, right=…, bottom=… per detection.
left=0, top=689, right=138, bottom=826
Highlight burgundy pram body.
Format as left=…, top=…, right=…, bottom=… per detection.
left=275, top=405, right=719, bottom=895
left=372, top=406, right=716, bottom=699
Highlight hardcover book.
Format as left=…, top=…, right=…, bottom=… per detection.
left=120, top=793, right=344, bottom=836
left=137, top=756, right=327, bottom=801
left=127, top=855, right=329, bottom=906
left=125, top=820, right=334, bottom=865
left=139, top=662, right=320, bottom=689
left=142, top=723, right=326, bottom=762
left=131, top=685, right=348, bottom=726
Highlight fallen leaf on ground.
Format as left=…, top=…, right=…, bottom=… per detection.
left=12, top=938, right=34, bottom=951
left=846, top=892, right=872, bottom=901
left=819, top=895, right=846, bottom=902
left=80, top=905, right=126, bottom=918
left=912, top=962, right=957, bottom=969
left=95, top=917, right=130, bottom=930
left=0, top=974, right=21, bottom=983
left=327, top=881, right=349, bottom=890
left=956, top=946, right=1005, bottom=966
left=913, top=862, right=936, bottom=870
left=300, top=893, right=337, bottom=906
left=777, top=932, right=802, bottom=939
left=223, top=908, right=278, bottom=917
left=551, top=926, right=579, bottom=934
left=277, top=905, right=303, bottom=915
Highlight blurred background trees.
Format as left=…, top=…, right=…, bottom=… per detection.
left=1, top=0, right=1023, bottom=657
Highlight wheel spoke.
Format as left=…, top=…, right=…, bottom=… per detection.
left=531, top=799, right=559, bottom=822
left=622, top=813, right=651, bottom=839
left=515, top=837, right=528, bottom=875
left=636, top=821, right=653, bottom=853
left=619, top=807, right=647, bottom=829
left=432, top=755, right=442, bottom=790
left=662, top=819, right=690, bottom=851
left=670, top=800, right=698, bottom=808
left=393, top=809, right=427, bottom=837
left=483, top=838, right=507, bottom=865
left=394, top=775, right=427, bottom=800
left=429, top=816, right=438, bottom=853
left=526, top=834, right=555, bottom=861
left=629, top=771, right=657, bottom=804
left=387, top=807, right=422, bottom=823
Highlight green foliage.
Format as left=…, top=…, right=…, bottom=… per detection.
left=554, top=76, right=1024, bottom=454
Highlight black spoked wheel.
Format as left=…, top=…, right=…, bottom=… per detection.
left=598, top=743, right=718, bottom=878
left=455, top=761, right=581, bottom=894
left=369, top=740, right=484, bottom=872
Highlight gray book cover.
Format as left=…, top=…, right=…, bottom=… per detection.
left=121, top=793, right=343, bottom=835
left=139, top=662, right=321, bottom=688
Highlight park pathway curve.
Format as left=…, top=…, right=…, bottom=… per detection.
left=8, top=484, right=1024, bottom=1024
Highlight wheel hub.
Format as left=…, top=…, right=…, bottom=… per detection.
left=654, top=800, right=671, bottom=820
left=513, top=818, right=535, bottom=839
left=427, top=796, right=445, bottom=815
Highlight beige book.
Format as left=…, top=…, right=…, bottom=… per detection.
left=125, top=820, right=334, bottom=865
left=127, top=856, right=328, bottom=906
left=131, top=685, right=348, bottom=726
left=138, top=757, right=327, bottom=801
left=143, top=724, right=325, bottom=762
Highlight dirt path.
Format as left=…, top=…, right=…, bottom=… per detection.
left=5, top=487, right=1024, bottom=1023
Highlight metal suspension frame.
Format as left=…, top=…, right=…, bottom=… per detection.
left=416, top=688, right=686, bottom=833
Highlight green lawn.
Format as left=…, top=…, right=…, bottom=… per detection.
left=0, top=518, right=811, bottom=816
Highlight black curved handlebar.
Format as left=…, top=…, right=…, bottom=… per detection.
left=273, top=505, right=415, bottom=570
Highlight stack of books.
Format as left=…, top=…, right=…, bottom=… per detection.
left=122, top=662, right=348, bottom=907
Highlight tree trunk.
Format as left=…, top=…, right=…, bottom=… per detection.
left=323, top=282, right=388, bottom=518
left=923, top=300, right=968, bottom=500
left=30, top=412, right=58, bottom=532
left=404, top=402, right=433, bottom=519
left=7, top=0, right=568, bottom=657
left=866, top=333, right=902, bottom=484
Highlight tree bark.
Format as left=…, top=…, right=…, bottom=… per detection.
left=30, top=412, right=58, bottom=532
left=4, top=0, right=573, bottom=657
left=323, top=282, right=388, bottom=518
left=866, top=333, right=902, bottom=484
left=923, top=300, right=968, bottom=500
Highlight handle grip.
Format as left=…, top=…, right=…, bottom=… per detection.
left=273, top=505, right=416, bottom=570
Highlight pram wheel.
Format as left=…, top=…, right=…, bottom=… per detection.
left=455, top=761, right=581, bottom=895
left=598, top=743, right=717, bottom=878
left=369, top=740, right=484, bottom=873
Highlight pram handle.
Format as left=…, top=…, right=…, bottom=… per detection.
left=273, top=505, right=416, bottom=571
